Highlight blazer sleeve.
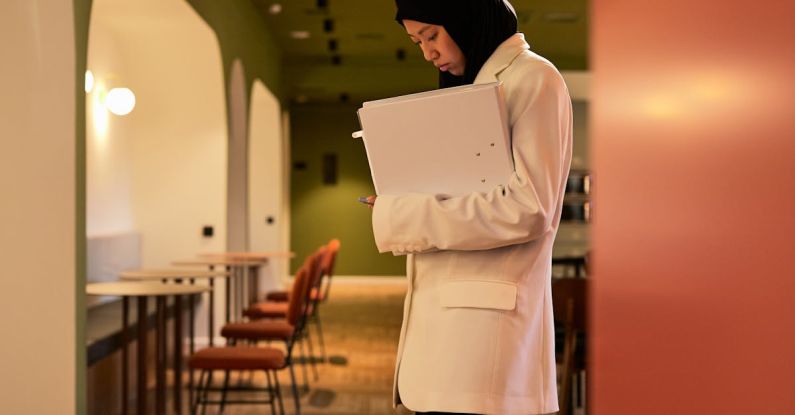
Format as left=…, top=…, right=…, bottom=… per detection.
left=372, top=63, right=572, bottom=254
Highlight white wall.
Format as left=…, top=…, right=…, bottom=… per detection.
left=88, top=0, right=227, bottom=340
left=248, top=80, right=287, bottom=289
left=89, top=0, right=227, bottom=268
left=0, top=1, right=76, bottom=413
left=86, top=19, right=135, bottom=237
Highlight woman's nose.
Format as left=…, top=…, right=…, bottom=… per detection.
left=420, top=45, right=437, bottom=62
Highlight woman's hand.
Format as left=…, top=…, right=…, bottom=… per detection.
left=359, top=195, right=377, bottom=209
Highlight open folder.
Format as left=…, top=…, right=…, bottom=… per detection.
left=354, top=82, right=514, bottom=197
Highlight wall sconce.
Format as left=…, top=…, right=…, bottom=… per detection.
left=85, top=70, right=95, bottom=93
left=105, top=88, right=136, bottom=116
left=85, top=70, right=136, bottom=116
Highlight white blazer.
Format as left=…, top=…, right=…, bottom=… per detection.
left=372, top=33, right=572, bottom=415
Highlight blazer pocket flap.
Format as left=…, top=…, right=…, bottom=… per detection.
left=440, top=280, right=517, bottom=311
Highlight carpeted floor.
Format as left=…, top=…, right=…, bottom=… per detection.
left=215, top=280, right=413, bottom=415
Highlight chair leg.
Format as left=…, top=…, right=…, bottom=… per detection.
left=265, top=370, right=277, bottom=415
left=274, top=370, right=286, bottom=415
left=299, top=338, right=310, bottom=391
left=288, top=362, right=301, bottom=415
left=304, top=326, right=319, bottom=380
left=200, top=370, right=212, bottom=415
left=191, top=369, right=205, bottom=415
left=219, top=370, right=231, bottom=414
left=313, top=310, right=327, bottom=362
left=189, top=367, right=194, bottom=411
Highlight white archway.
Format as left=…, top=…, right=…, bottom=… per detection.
left=248, top=79, right=287, bottom=289
left=86, top=0, right=227, bottom=348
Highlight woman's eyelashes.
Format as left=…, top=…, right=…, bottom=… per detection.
left=413, top=32, right=438, bottom=46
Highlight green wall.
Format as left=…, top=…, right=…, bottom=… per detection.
left=290, top=103, right=405, bottom=276
left=187, top=0, right=283, bottom=102
left=73, top=2, right=91, bottom=414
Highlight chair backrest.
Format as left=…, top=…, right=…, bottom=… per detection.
left=321, top=239, right=340, bottom=277
left=286, top=256, right=313, bottom=326
left=552, top=278, right=588, bottom=331
left=319, top=239, right=340, bottom=301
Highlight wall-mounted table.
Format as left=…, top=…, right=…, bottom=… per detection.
left=86, top=281, right=209, bottom=415
left=197, top=251, right=295, bottom=307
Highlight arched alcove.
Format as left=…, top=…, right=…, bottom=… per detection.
left=85, top=1, right=227, bottom=405
left=248, top=79, right=287, bottom=289
left=87, top=0, right=227, bottom=268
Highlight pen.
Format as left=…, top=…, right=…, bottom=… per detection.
left=358, top=196, right=374, bottom=206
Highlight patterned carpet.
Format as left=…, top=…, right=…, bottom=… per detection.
left=218, top=280, right=413, bottom=415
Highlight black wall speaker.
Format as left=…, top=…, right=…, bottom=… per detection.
left=322, top=153, right=338, bottom=185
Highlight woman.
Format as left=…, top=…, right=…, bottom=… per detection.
left=368, top=1, right=573, bottom=414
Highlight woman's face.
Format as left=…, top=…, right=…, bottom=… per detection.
left=403, top=19, right=465, bottom=76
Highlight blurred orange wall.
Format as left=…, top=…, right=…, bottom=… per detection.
left=592, top=1, right=795, bottom=414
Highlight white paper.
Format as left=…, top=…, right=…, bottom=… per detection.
left=356, top=82, right=513, bottom=197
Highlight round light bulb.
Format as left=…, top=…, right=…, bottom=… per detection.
left=85, top=70, right=94, bottom=93
left=105, top=87, right=136, bottom=116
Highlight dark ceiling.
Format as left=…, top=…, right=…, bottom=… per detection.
left=253, top=0, right=588, bottom=103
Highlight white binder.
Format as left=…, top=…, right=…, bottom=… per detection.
left=355, top=82, right=514, bottom=197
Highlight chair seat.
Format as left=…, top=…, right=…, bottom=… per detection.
left=264, top=288, right=324, bottom=303
left=221, top=320, right=294, bottom=341
left=265, top=290, right=289, bottom=302
left=244, top=301, right=288, bottom=319
left=189, top=346, right=285, bottom=371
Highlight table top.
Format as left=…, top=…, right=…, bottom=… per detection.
left=198, top=251, right=295, bottom=260
left=86, top=282, right=210, bottom=297
left=119, top=269, right=231, bottom=280
left=172, top=258, right=268, bottom=267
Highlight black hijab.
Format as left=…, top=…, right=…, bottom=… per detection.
left=395, top=0, right=518, bottom=88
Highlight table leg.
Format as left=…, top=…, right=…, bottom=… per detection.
left=239, top=266, right=245, bottom=318
left=173, top=294, right=183, bottom=413
left=251, top=265, right=260, bottom=306
left=209, top=278, right=215, bottom=347
left=155, top=297, right=166, bottom=415
left=122, top=296, right=129, bottom=415
left=136, top=296, right=148, bottom=415
left=240, top=265, right=249, bottom=316
left=225, top=266, right=232, bottom=324
left=188, top=279, right=195, bottom=354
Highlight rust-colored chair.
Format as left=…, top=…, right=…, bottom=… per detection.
left=188, top=252, right=317, bottom=415
left=552, top=277, right=588, bottom=415
left=263, top=239, right=340, bottom=362
left=241, top=246, right=327, bottom=384
left=223, top=247, right=326, bottom=393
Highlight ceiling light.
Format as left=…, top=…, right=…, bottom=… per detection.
left=105, top=88, right=136, bottom=116
left=543, top=12, right=579, bottom=23
left=290, top=30, right=311, bottom=39
left=85, top=70, right=94, bottom=93
left=269, top=3, right=282, bottom=14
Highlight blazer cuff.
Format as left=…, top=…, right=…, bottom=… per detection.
left=372, top=194, right=397, bottom=253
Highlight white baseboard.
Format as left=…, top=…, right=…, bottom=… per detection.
left=280, top=275, right=407, bottom=285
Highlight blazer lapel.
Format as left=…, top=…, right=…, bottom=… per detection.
left=473, top=33, right=531, bottom=84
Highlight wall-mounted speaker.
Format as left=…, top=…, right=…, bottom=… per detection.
left=322, top=153, right=338, bottom=185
